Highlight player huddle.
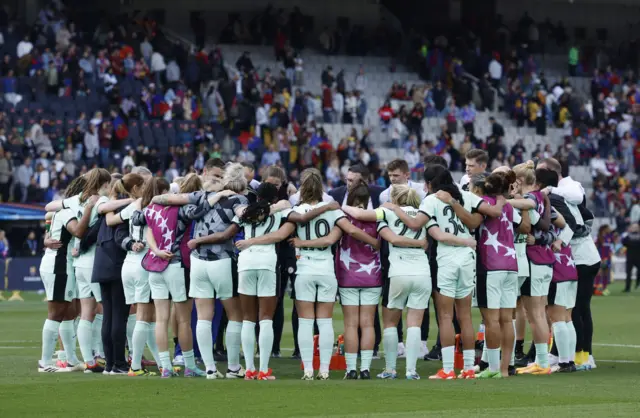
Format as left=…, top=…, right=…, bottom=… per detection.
left=37, top=149, right=601, bottom=381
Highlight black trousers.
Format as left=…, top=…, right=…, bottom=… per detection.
left=99, top=280, right=130, bottom=370
left=572, top=263, right=600, bottom=354
left=625, top=258, right=640, bottom=290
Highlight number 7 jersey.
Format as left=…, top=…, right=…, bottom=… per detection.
left=290, top=202, right=346, bottom=276
left=420, top=191, right=483, bottom=261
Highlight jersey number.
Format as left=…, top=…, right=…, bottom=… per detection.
left=443, top=206, right=467, bottom=236
left=250, top=215, right=276, bottom=238
left=302, top=219, right=330, bottom=240
left=394, top=219, right=422, bottom=239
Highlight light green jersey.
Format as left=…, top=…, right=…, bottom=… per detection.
left=234, top=209, right=290, bottom=272
left=376, top=206, right=429, bottom=277
left=40, top=208, right=77, bottom=274
left=291, top=202, right=345, bottom=276
left=420, top=190, right=482, bottom=261
left=71, top=195, right=109, bottom=268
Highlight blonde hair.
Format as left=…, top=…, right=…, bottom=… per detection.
left=223, top=163, right=247, bottom=193
left=180, top=173, right=203, bottom=193
left=299, top=168, right=323, bottom=204
left=390, top=184, right=421, bottom=209
left=203, top=178, right=223, bottom=192
left=513, top=160, right=536, bottom=186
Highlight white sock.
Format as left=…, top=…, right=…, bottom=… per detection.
left=345, top=352, right=357, bottom=371
left=196, top=320, right=215, bottom=372
left=241, top=321, right=256, bottom=371
left=183, top=349, right=196, bottom=370
left=41, top=319, right=61, bottom=365
left=488, top=348, right=501, bottom=372
left=226, top=321, right=243, bottom=371
left=59, top=320, right=79, bottom=364
left=77, top=319, right=94, bottom=364
left=258, top=320, right=274, bottom=373
left=510, top=319, right=516, bottom=366
left=360, top=350, right=373, bottom=372
left=566, top=321, right=577, bottom=362
left=383, top=327, right=398, bottom=371
left=159, top=351, right=172, bottom=371
left=92, top=313, right=103, bottom=357
left=126, top=314, right=136, bottom=355
left=298, top=318, right=314, bottom=373
left=463, top=349, right=475, bottom=371
left=131, top=320, right=149, bottom=370
left=552, top=321, right=570, bottom=363
left=442, top=345, right=455, bottom=373
left=317, top=318, right=334, bottom=374
left=481, top=340, right=488, bottom=362
left=405, top=327, right=420, bottom=375
left=146, top=322, right=161, bottom=366
left=535, top=343, right=549, bottom=368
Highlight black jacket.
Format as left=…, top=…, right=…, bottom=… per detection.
left=328, top=185, right=384, bottom=208
left=91, top=213, right=130, bottom=283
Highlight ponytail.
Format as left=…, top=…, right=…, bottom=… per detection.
left=240, top=182, right=278, bottom=224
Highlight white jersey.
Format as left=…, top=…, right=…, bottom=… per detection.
left=234, top=209, right=290, bottom=272
left=289, top=202, right=345, bottom=276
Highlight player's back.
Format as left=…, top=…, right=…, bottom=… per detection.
left=293, top=202, right=344, bottom=276
left=235, top=210, right=288, bottom=272
left=378, top=206, right=429, bottom=278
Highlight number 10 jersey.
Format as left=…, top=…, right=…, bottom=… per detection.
left=290, top=202, right=345, bottom=277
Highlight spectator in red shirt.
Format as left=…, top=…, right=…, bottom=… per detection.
left=378, top=100, right=394, bottom=131
left=322, top=85, right=333, bottom=123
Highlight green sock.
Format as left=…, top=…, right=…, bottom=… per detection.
left=183, top=349, right=196, bottom=370
left=405, top=327, right=420, bottom=375
left=316, top=318, right=334, bottom=374
left=77, top=319, right=94, bottom=364
left=241, top=321, right=256, bottom=371
left=41, top=319, right=60, bottom=365
left=59, top=320, right=79, bottom=364
left=258, top=320, right=274, bottom=373
left=92, top=314, right=103, bottom=357
left=146, top=322, right=161, bottom=366
left=298, top=318, right=314, bottom=373
left=126, top=314, right=136, bottom=355
left=159, top=351, right=172, bottom=371
left=383, top=327, right=398, bottom=371
left=345, top=352, right=357, bottom=372
left=360, top=350, right=373, bottom=372
left=535, top=343, right=549, bottom=368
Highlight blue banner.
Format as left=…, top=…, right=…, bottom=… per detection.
left=5, top=257, right=44, bottom=291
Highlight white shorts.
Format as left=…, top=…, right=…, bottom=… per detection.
left=238, top=269, right=277, bottom=297
left=189, top=256, right=237, bottom=300
left=41, top=271, right=75, bottom=302
left=75, top=266, right=102, bottom=302
left=295, top=274, right=337, bottom=303
left=122, top=259, right=150, bottom=305
left=548, top=281, right=578, bottom=309
left=148, top=263, right=188, bottom=302
left=387, top=275, right=431, bottom=310
left=477, top=271, right=518, bottom=309
left=437, top=253, right=476, bottom=300
left=521, top=262, right=553, bottom=297
left=339, top=287, right=382, bottom=306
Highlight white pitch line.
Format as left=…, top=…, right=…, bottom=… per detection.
left=0, top=346, right=38, bottom=349
left=593, top=343, right=640, bottom=349
left=598, top=359, right=640, bottom=364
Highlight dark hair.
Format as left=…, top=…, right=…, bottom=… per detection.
left=140, top=178, right=170, bottom=208
left=205, top=157, right=225, bottom=170
left=299, top=168, right=323, bottom=204
left=241, top=162, right=255, bottom=171
left=484, top=171, right=516, bottom=196
left=65, top=176, right=87, bottom=198
left=535, top=168, right=559, bottom=188
left=538, top=157, right=562, bottom=175
left=346, top=180, right=370, bottom=207
left=423, top=154, right=448, bottom=169
left=465, top=149, right=489, bottom=165
left=240, top=182, right=279, bottom=224
left=387, top=159, right=409, bottom=173
left=348, top=163, right=369, bottom=179
left=423, top=165, right=463, bottom=205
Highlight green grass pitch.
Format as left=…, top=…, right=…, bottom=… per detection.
left=1, top=283, right=640, bottom=417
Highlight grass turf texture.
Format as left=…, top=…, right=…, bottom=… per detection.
left=1, top=282, right=639, bottom=417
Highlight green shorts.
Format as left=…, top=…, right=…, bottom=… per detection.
left=295, top=274, right=337, bottom=303
left=238, top=269, right=277, bottom=297
left=149, top=263, right=187, bottom=302
left=75, top=266, right=101, bottom=302
left=387, top=275, right=431, bottom=310
left=42, top=271, right=75, bottom=303
left=339, top=287, right=382, bottom=306
left=520, top=262, right=552, bottom=297
left=477, top=271, right=518, bottom=309
left=437, top=253, right=476, bottom=300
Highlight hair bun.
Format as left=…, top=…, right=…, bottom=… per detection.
left=525, top=160, right=535, bottom=169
